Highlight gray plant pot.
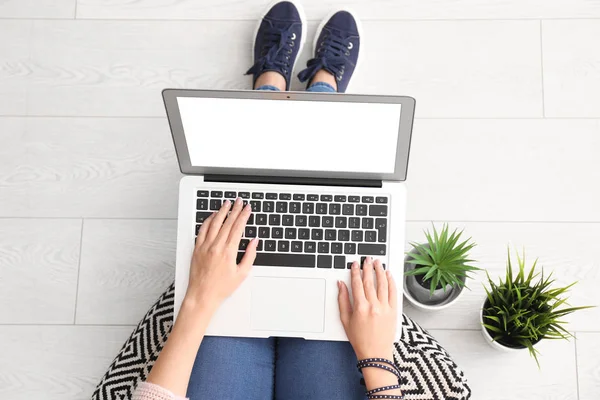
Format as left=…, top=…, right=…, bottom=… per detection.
left=403, top=246, right=467, bottom=311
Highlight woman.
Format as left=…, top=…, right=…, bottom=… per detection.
left=134, top=2, right=403, bottom=398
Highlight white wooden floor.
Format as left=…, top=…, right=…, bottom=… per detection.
left=1, top=1, right=599, bottom=399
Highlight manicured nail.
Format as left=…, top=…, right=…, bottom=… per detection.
left=236, top=197, right=242, bottom=204
left=252, top=237, right=259, bottom=244
left=337, top=281, right=341, bottom=289
left=352, top=261, right=358, bottom=269
left=222, top=200, right=230, bottom=208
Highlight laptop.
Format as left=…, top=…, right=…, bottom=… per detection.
left=163, top=89, right=415, bottom=341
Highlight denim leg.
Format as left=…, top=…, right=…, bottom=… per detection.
left=256, top=85, right=281, bottom=91
left=274, top=338, right=366, bottom=400
left=306, top=82, right=337, bottom=93
left=186, top=336, right=276, bottom=400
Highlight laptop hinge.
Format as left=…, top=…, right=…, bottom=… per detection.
left=204, top=174, right=383, bottom=188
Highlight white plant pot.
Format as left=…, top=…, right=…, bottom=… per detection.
left=479, top=297, right=530, bottom=353
left=403, top=249, right=466, bottom=312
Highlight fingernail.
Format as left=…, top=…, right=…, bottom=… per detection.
left=222, top=200, right=230, bottom=207
left=352, top=261, right=358, bottom=269
left=252, top=237, right=259, bottom=243
left=337, top=281, right=341, bottom=289
left=236, top=197, right=242, bottom=204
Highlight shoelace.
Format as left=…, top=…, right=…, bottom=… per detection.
left=298, top=29, right=351, bottom=84
left=246, top=24, right=297, bottom=77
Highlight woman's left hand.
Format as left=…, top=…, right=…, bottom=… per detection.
left=184, top=197, right=258, bottom=312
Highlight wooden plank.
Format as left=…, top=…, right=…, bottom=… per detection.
left=76, top=0, right=600, bottom=20
left=76, top=219, right=176, bottom=324
left=403, top=221, right=600, bottom=332
left=26, top=20, right=542, bottom=118
left=577, top=332, right=600, bottom=400
left=543, top=20, right=600, bottom=117
left=0, top=219, right=81, bottom=324
left=0, top=0, right=75, bottom=18
left=430, top=329, right=578, bottom=400
left=0, top=21, right=31, bottom=116
left=0, top=325, right=132, bottom=400
left=0, top=117, right=180, bottom=218
left=406, top=119, right=600, bottom=222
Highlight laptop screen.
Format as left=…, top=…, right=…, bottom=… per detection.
left=177, top=97, right=402, bottom=174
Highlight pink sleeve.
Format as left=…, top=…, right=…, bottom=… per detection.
left=132, top=382, right=189, bottom=400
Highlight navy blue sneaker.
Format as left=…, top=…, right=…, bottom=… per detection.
left=298, top=10, right=362, bottom=93
left=245, top=0, right=306, bottom=91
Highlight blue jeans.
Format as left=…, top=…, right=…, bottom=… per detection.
left=256, top=81, right=337, bottom=93
left=187, top=336, right=366, bottom=399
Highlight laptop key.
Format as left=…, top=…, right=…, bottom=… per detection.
left=225, top=191, right=236, bottom=199
left=351, top=230, right=363, bottom=242
left=329, top=203, right=341, bottom=215
left=349, top=217, right=360, bottom=228
left=331, top=242, right=343, bottom=254
left=276, top=202, right=288, bottom=213
left=334, top=195, right=347, bottom=202
left=279, top=193, right=291, bottom=200
left=316, top=203, right=328, bottom=214
left=252, top=192, right=264, bottom=199
left=309, top=216, right=320, bottom=227
left=344, top=243, right=357, bottom=254
left=318, top=242, right=330, bottom=254
left=210, top=199, right=221, bottom=210
left=376, top=196, right=388, bottom=204
left=325, top=229, right=336, bottom=241
left=197, top=199, right=208, bottom=210
left=304, top=241, right=316, bottom=253
left=317, top=255, right=333, bottom=268
left=348, top=195, right=360, bottom=202
left=320, top=195, right=333, bottom=202
left=293, top=194, right=305, bottom=201
left=290, top=202, right=301, bottom=213
left=358, top=243, right=387, bottom=256
left=376, top=218, right=388, bottom=243
left=269, top=214, right=281, bottom=226
left=257, top=240, right=263, bottom=251
left=291, top=241, right=303, bottom=252
left=338, top=230, right=350, bottom=241
left=295, top=215, right=307, bottom=227
left=362, top=218, right=374, bottom=229
left=266, top=193, right=277, bottom=199
left=264, top=201, right=275, bottom=213
left=342, top=204, right=354, bottom=215
left=365, top=231, right=377, bottom=242
left=282, top=215, right=294, bottom=226
left=247, top=214, right=254, bottom=225
left=197, top=190, right=209, bottom=197
left=211, top=191, right=223, bottom=198
left=195, top=224, right=201, bottom=235
left=256, top=214, right=267, bottom=225
left=258, top=227, right=270, bottom=238
left=250, top=201, right=261, bottom=212
left=285, top=228, right=297, bottom=239
left=298, top=228, right=310, bottom=239
left=239, top=239, right=250, bottom=250
left=237, top=252, right=315, bottom=268
left=362, top=196, right=374, bottom=203
left=265, top=240, right=276, bottom=251
left=302, top=203, right=314, bottom=214
left=245, top=226, right=257, bottom=238
left=335, top=217, right=347, bottom=228
left=369, top=205, right=388, bottom=216
left=334, top=256, right=346, bottom=269
left=311, top=229, right=323, bottom=240
left=239, top=192, right=250, bottom=199
left=196, top=212, right=212, bottom=223
left=322, top=216, right=334, bottom=227
left=278, top=240, right=290, bottom=252
left=356, top=205, right=367, bottom=216
left=272, top=227, right=283, bottom=239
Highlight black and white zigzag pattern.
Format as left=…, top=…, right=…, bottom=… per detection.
left=92, top=283, right=471, bottom=400
left=91, top=283, right=175, bottom=400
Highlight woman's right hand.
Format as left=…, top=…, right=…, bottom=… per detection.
left=337, top=257, right=398, bottom=360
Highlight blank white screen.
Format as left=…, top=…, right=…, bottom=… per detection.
left=178, top=97, right=401, bottom=174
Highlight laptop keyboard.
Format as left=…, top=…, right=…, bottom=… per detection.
left=195, top=190, right=389, bottom=270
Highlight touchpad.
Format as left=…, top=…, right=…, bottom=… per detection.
left=251, top=277, right=326, bottom=333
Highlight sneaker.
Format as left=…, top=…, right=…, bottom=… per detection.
left=297, top=10, right=362, bottom=93
left=245, top=0, right=306, bottom=91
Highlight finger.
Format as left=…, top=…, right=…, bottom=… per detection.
left=362, top=257, right=377, bottom=302
left=374, top=259, right=388, bottom=303
left=350, top=261, right=366, bottom=304
left=337, top=281, right=352, bottom=328
left=387, top=270, right=398, bottom=309
left=216, top=197, right=243, bottom=244
left=195, top=212, right=215, bottom=248
left=237, top=237, right=258, bottom=279
left=206, top=200, right=232, bottom=243
left=226, top=203, right=252, bottom=247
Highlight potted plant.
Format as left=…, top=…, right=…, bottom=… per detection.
left=481, top=248, right=592, bottom=366
left=404, top=224, right=479, bottom=311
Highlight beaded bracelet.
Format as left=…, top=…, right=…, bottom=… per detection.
left=357, top=362, right=401, bottom=380
left=356, top=358, right=404, bottom=400
left=368, top=395, right=405, bottom=399
left=366, top=385, right=402, bottom=396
